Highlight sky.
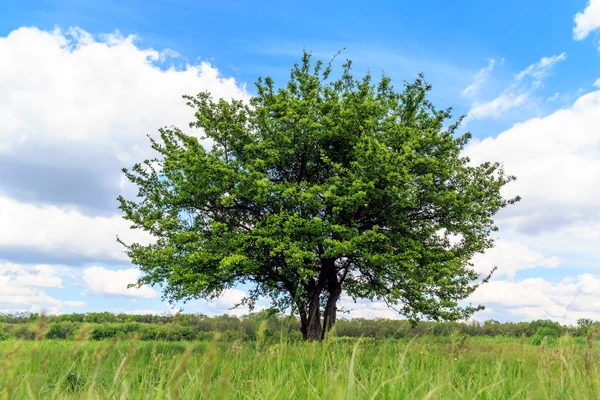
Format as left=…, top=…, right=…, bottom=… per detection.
left=1, top=0, right=600, bottom=324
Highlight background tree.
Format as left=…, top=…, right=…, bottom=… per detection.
left=118, top=52, right=519, bottom=341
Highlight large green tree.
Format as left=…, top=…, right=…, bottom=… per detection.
left=118, top=52, right=519, bottom=340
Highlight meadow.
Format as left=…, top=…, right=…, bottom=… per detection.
left=2, top=314, right=600, bottom=399
left=2, top=334, right=600, bottom=399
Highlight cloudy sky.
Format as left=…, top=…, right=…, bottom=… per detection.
left=1, top=0, right=600, bottom=323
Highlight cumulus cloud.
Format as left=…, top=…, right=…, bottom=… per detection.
left=471, top=240, right=562, bottom=280
left=464, top=90, right=600, bottom=235
left=0, top=263, right=85, bottom=313
left=574, top=0, right=600, bottom=41
left=81, top=266, right=158, bottom=298
left=470, top=274, right=600, bottom=325
left=0, top=26, right=249, bottom=267
left=465, top=93, right=529, bottom=122
left=210, top=288, right=247, bottom=309
left=337, top=296, right=399, bottom=320
left=0, top=26, right=248, bottom=214
left=566, top=223, right=600, bottom=242
left=0, top=195, right=151, bottom=265
left=462, top=58, right=497, bottom=98
left=12, top=264, right=64, bottom=288
left=464, top=53, right=566, bottom=122
left=199, top=288, right=270, bottom=316
left=464, top=83, right=600, bottom=321
left=1, top=263, right=64, bottom=288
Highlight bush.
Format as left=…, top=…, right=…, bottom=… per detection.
left=139, top=326, right=174, bottom=341
left=530, top=320, right=563, bottom=338
left=120, top=322, right=141, bottom=334
left=139, top=326, right=159, bottom=341
left=46, top=322, right=77, bottom=339
left=90, top=325, right=120, bottom=340
left=13, top=325, right=36, bottom=340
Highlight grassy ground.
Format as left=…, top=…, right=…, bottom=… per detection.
left=2, top=333, right=600, bottom=399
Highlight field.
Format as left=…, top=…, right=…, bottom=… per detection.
left=2, top=332, right=600, bottom=399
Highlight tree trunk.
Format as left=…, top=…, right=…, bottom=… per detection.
left=299, top=307, right=309, bottom=340
left=306, top=290, right=323, bottom=341
left=304, top=260, right=332, bottom=341
left=299, top=258, right=340, bottom=341
left=321, top=280, right=341, bottom=340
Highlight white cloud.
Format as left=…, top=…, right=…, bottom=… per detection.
left=462, top=58, right=497, bottom=98
left=574, top=0, right=600, bottom=41
left=0, top=262, right=24, bottom=275
left=470, top=274, right=600, bottom=325
left=594, top=78, right=600, bottom=88
left=210, top=288, right=247, bottom=309
left=566, top=223, right=600, bottom=242
left=81, top=266, right=158, bottom=298
left=461, top=84, right=600, bottom=323
left=0, top=263, right=63, bottom=288
left=0, top=263, right=85, bottom=313
left=0, top=26, right=247, bottom=169
left=514, top=53, right=567, bottom=81
left=0, top=195, right=151, bottom=264
left=0, top=26, right=248, bottom=266
left=14, top=265, right=64, bottom=288
left=465, top=92, right=529, bottom=122
left=464, top=90, right=600, bottom=235
left=0, top=24, right=248, bottom=211
left=471, top=240, right=562, bottom=280
left=547, top=92, right=560, bottom=102
left=336, top=295, right=400, bottom=320
left=199, top=288, right=270, bottom=316
left=464, top=53, right=566, bottom=122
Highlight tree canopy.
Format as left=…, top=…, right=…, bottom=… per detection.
left=118, top=52, right=519, bottom=340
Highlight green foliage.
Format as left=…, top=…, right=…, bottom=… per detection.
left=90, top=324, right=121, bottom=340
left=45, top=322, right=76, bottom=340
left=84, top=312, right=121, bottom=324
left=12, top=325, right=36, bottom=340
left=55, top=313, right=85, bottom=323
left=118, top=51, right=519, bottom=339
left=530, top=319, right=563, bottom=337
left=529, top=319, right=564, bottom=345
left=0, top=312, right=596, bottom=344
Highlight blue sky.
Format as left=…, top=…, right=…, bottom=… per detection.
left=1, top=0, right=600, bottom=323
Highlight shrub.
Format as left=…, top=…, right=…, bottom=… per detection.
left=90, top=325, right=120, bottom=340
left=530, top=320, right=563, bottom=338
left=13, top=325, right=36, bottom=340
left=46, top=322, right=77, bottom=340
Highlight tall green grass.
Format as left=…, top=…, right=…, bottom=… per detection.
left=2, top=329, right=600, bottom=399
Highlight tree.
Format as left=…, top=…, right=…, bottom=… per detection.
left=118, top=52, right=519, bottom=341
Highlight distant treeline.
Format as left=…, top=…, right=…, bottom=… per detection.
left=0, top=311, right=598, bottom=342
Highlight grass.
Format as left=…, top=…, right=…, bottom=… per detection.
left=2, top=332, right=600, bottom=399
